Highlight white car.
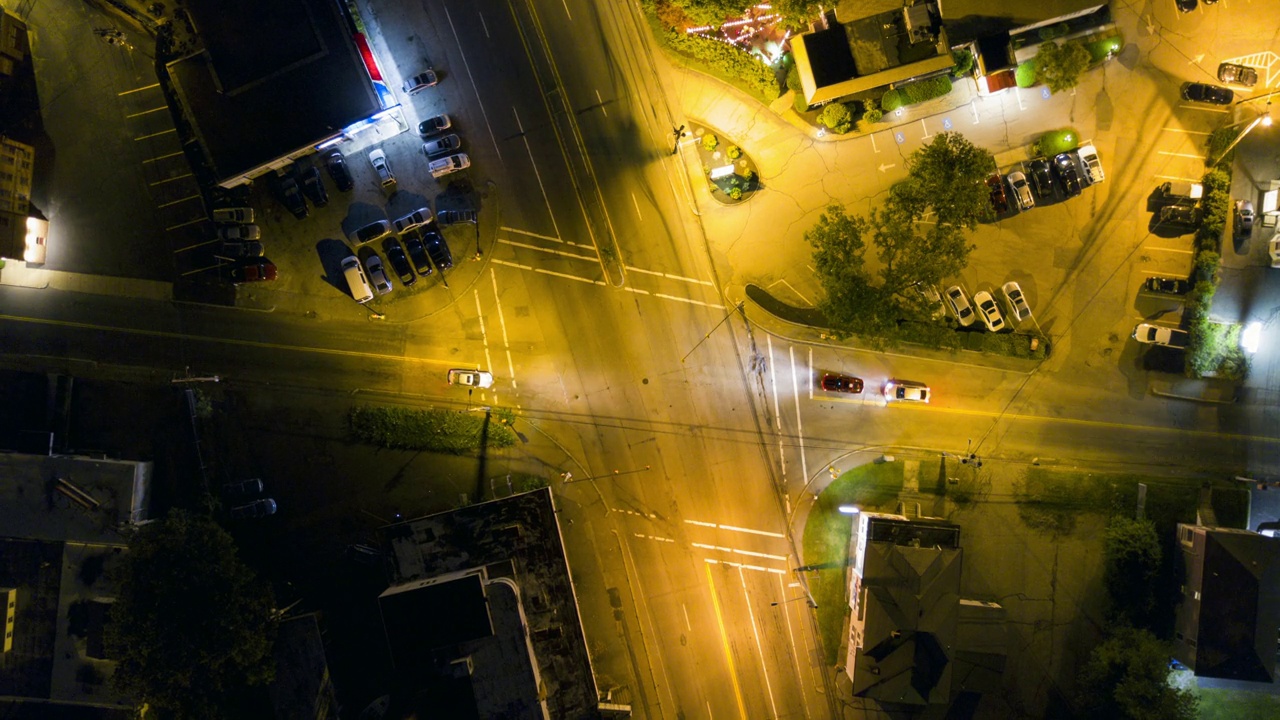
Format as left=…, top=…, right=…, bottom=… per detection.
left=1000, top=281, right=1032, bottom=323
left=422, top=134, right=462, bottom=157
left=402, top=70, right=439, bottom=94
left=1077, top=144, right=1104, bottom=184
left=448, top=369, right=494, bottom=388
left=392, top=208, right=433, bottom=234
left=1132, top=323, right=1189, bottom=348
left=973, top=290, right=1006, bottom=332
left=1006, top=171, right=1035, bottom=211
left=365, top=254, right=393, bottom=295
left=368, top=149, right=395, bottom=190
left=883, top=380, right=930, bottom=403
left=429, top=153, right=470, bottom=178
left=944, top=285, right=976, bottom=327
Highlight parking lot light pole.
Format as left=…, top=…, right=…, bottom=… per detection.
left=1212, top=103, right=1273, bottom=166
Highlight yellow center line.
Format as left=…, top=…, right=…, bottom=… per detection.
left=705, top=562, right=748, bottom=719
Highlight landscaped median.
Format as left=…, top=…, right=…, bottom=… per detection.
left=348, top=405, right=518, bottom=453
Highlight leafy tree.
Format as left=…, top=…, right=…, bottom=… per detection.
left=773, top=0, right=818, bottom=30
left=819, top=102, right=853, bottom=134
left=1035, top=40, right=1092, bottom=93
left=896, top=131, right=996, bottom=229
left=1015, top=60, right=1037, bottom=87
left=107, top=510, right=277, bottom=719
left=1102, top=517, right=1162, bottom=627
left=807, top=205, right=884, bottom=331
left=1075, top=627, right=1198, bottom=720
left=671, top=0, right=744, bottom=25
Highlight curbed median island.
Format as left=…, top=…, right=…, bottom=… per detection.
left=349, top=405, right=517, bottom=453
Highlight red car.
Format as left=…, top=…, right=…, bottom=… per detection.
left=821, top=373, right=864, bottom=393
left=232, top=260, right=277, bottom=283
left=986, top=174, right=1009, bottom=214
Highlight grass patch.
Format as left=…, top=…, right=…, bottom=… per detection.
left=1033, top=127, right=1082, bottom=157
left=349, top=405, right=517, bottom=453
left=1195, top=683, right=1280, bottom=720
left=802, top=461, right=904, bottom=664
left=1085, top=34, right=1123, bottom=63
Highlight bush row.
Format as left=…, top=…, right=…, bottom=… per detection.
left=664, top=30, right=779, bottom=100
left=1184, top=161, right=1247, bottom=380
left=349, top=405, right=517, bottom=453
left=880, top=75, right=952, bottom=111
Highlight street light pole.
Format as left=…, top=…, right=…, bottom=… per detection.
left=1211, top=104, right=1273, bottom=166
left=671, top=124, right=686, bottom=155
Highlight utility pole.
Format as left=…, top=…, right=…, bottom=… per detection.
left=671, top=124, right=686, bottom=155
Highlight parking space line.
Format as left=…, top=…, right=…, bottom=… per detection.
left=500, top=226, right=564, bottom=244
left=1157, top=151, right=1207, bottom=159
left=143, top=151, right=186, bottom=164
left=1154, top=174, right=1204, bottom=181
left=498, top=237, right=596, bottom=261
left=625, top=265, right=714, bottom=286
left=1177, top=104, right=1229, bottom=113
left=157, top=194, right=202, bottom=209
left=1162, top=128, right=1212, bottom=134
left=473, top=290, right=495, bottom=387
left=1145, top=245, right=1195, bottom=254
left=174, top=238, right=217, bottom=253
left=134, top=128, right=177, bottom=141
left=491, top=258, right=605, bottom=285
left=1015, top=86, right=1025, bottom=110
left=165, top=217, right=207, bottom=232
left=920, top=118, right=931, bottom=139
left=125, top=106, right=169, bottom=119
left=117, top=83, right=159, bottom=96
left=179, top=264, right=220, bottom=277
left=148, top=173, right=194, bottom=187
left=489, top=268, right=518, bottom=390
left=596, top=89, right=608, bottom=118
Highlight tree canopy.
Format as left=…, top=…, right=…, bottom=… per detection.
left=1075, top=627, right=1198, bottom=720
left=1035, top=40, right=1092, bottom=93
left=1102, top=517, right=1163, bottom=628
left=895, top=131, right=997, bottom=229
left=107, top=510, right=278, bottom=719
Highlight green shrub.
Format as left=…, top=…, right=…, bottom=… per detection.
left=702, top=133, right=719, bottom=151
left=1038, top=22, right=1070, bottom=41
left=819, top=102, right=854, bottom=133
left=879, top=76, right=950, bottom=110
left=880, top=89, right=903, bottom=111
left=727, top=145, right=741, bottom=159
left=1085, top=34, right=1123, bottom=63
left=786, top=62, right=802, bottom=93
left=664, top=29, right=779, bottom=100
left=729, top=186, right=743, bottom=200
left=1202, top=167, right=1231, bottom=195
left=1193, top=250, right=1220, bottom=284
left=742, top=168, right=756, bottom=183
left=793, top=90, right=811, bottom=113
left=1015, top=60, right=1037, bottom=87
left=349, top=405, right=517, bottom=453
left=865, top=107, right=883, bottom=123
left=1207, top=126, right=1243, bottom=164
left=950, top=48, right=975, bottom=78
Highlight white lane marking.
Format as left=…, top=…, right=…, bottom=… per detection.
left=631, top=192, right=642, bottom=221
left=683, top=603, right=692, bottom=632
left=142, top=151, right=185, bottom=164
left=491, top=258, right=606, bottom=285
left=768, top=336, right=786, bottom=481
left=499, top=237, right=597, bottom=261
left=807, top=346, right=813, bottom=401
left=767, top=278, right=812, bottom=306
left=134, top=128, right=176, bottom=141
left=500, top=226, right=568, bottom=244
left=1178, top=104, right=1229, bottom=113
left=634, top=533, right=676, bottom=543
left=596, top=88, right=608, bottom=117
left=443, top=5, right=502, bottom=163
left=704, top=558, right=786, bottom=574
left=124, top=105, right=168, bottom=119
left=561, top=0, right=573, bottom=21
left=474, top=290, right=495, bottom=382
left=1162, top=128, right=1212, bottom=134
left=513, top=106, right=562, bottom=239
left=117, top=83, right=159, bottom=96
left=489, top=268, right=518, bottom=390
left=692, top=543, right=788, bottom=562
left=624, top=265, right=714, bottom=286
left=789, top=345, right=809, bottom=485
left=778, top=574, right=813, bottom=719
left=1015, top=86, right=1025, bottom=111
left=652, top=293, right=724, bottom=309
left=920, top=118, right=931, bottom=139
left=1145, top=245, right=1195, bottom=254
left=1157, top=151, right=1208, bottom=159
left=739, top=566, right=779, bottom=719
left=685, top=520, right=786, bottom=538
left=970, top=99, right=980, bottom=123
left=478, top=10, right=490, bottom=39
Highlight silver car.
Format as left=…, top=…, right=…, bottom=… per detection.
left=972, top=290, right=1006, bottom=332
left=1006, top=171, right=1035, bottom=211
left=944, top=285, right=976, bottom=327
left=365, top=254, right=393, bottom=295
left=1001, top=281, right=1032, bottom=323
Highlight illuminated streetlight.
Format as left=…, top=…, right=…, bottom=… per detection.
left=838, top=505, right=860, bottom=515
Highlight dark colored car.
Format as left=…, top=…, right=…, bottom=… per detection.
left=216, top=240, right=264, bottom=259
left=1218, top=62, right=1258, bottom=87
left=1052, top=153, right=1082, bottom=197
left=382, top=237, right=417, bottom=286
left=300, top=166, right=328, bottom=207
left=986, top=174, right=1009, bottom=214
left=821, top=373, right=863, bottom=394
left=419, top=114, right=452, bottom=136
left=1027, top=159, right=1055, bottom=200
left=278, top=174, right=308, bottom=219
left=326, top=152, right=354, bottom=191
left=1235, top=200, right=1255, bottom=237
left=1144, top=276, right=1191, bottom=295
left=223, top=478, right=264, bottom=498
left=230, top=498, right=277, bottom=519
left=437, top=208, right=478, bottom=226
left=231, top=260, right=277, bottom=283
left=1181, top=82, right=1234, bottom=105
left=423, top=230, right=454, bottom=271
left=1175, top=0, right=1196, bottom=11
left=1159, top=205, right=1203, bottom=227
left=402, top=230, right=434, bottom=277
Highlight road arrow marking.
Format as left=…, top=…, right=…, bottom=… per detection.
left=879, top=163, right=896, bottom=172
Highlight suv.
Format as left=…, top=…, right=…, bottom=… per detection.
left=1157, top=181, right=1202, bottom=205
left=419, top=114, right=452, bottom=136
left=986, top=174, right=1009, bottom=214
left=1132, top=322, right=1190, bottom=348
left=392, top=208, right=432, bottom=234
left=402, top=230, right=434, bottom=277
left=349, top=219, right=391, bottom=246
left=1217, top=62, right=1258, bottom=87
left=1027, top=158, right=1055, bottom=200
left=883, top=380, right=930, bottom=403
left=217, top=240, right=264, bottom=259
left=382, top=238, right=417, bottom=286
left=944, top=285, right=976, bottom=327
left=1159, top=205, right=1202, bottom=228
left=423, top=230, right=454, bottom=270
left=369, top=149, right=396, bottom=191
left=278, top=174, right=308, bottom=219
left=1235, top=200, right=1255, bottom=237
left=429, top=153, right=470, bottom=178
left=230, top=498, right=277, bottom=519
left=300, top=166, right=328, bottom=207
left=437, top=208, right=478, bottom=226
left=326, top=151, right=354, bottom=191
left=223, top=478, right=264, bottom=498
left=1052, top=153, right=1082, bottom=197
left=1076, top=145, right=1104, bottom=184
left=1006, top=171, right=1034, bottom=211
left=1143, top=276, right=1191, bottom=295
left=422, top=134, right=462, bottom=157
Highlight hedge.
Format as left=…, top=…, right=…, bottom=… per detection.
left=1015, top=61, right=1037, bottom=87
left=880, top=75, right=952, bottom=111
left=349, top=405, right=517, bottom=453
left=664, top=30, right=779, bottom=100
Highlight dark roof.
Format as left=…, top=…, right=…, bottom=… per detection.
left=1193, top=531, right=1280, bottom=682
left=801, top=26, right=858, bottom=89
left=379, top=573, right=493, bottom=668
left=168, top=0, right=382, bottom=183
left=0, top=539, right=62, bottom=699
left=939, top=0, right=1109, bottom=45
left=270, top=614, right=339, bottom=720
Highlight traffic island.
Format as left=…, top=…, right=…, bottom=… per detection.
left=688, top=123, right=759, bottom=205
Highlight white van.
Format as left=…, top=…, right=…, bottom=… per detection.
left=428, top=153, right=470, bottom=178
left=341, top=255, right=374, bottom=304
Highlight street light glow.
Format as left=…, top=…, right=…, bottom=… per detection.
left=838, top=505, right=860, bottom=514
left=1242, top=322, right=1262, bottom=354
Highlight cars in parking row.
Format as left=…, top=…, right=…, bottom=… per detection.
left=342, top=208, right=456, bottom=303
left=942, top=281, right=1033, bottom=331
left=994, top=146, right=1103, bottom=215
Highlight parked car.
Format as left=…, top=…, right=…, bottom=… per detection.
left=1181, top=82, right=1234, bottom=105
left=392, top=207, right=432, bottom=234
left=300, top=166, right=328, bottom=207
left=437, top=208, right=478, bottom=226
left=1175, top=0, right=1197, bottom=12
left=419, top=114, right=452, bottom=136
left=423, top=229, right=454, bottom=270
left=402, top=230, right=434, bottom=277
left=350, top=219, right=391, bottom=246
left=914, top=283, right=945, bottom=319
left=944, top=285, right=976, bottom=327
left=428, top=153, right=470, bottom=179
left=1052, top=153, right=1082, bottom=197
left=821, top=373, right=863, bottom=393
left=1235, top=200, right=1255, bottom=237
left=1076, top=144, right=1104, bottom=184
left=230, top=498, right=277, bottom=519
left=448, top=369, right=494, bottom=388
left=883, top=380, right=930, bottom=403
left=223, top=478, right=264, bottom=498
left=211, top=207, right=254, bottom=224
left=1143, top=275, right=1191, bottom=295
left=326, top=151, right=354, bottom=191
left=278, top=174, right=308, bottom=219
left=382, top=238, right=416, bottom=286
left=986, top=174, right=1009, bottom=214
left=217, top=240, right=264, bottom=259
left=1001, top=281, right=1032, bottom=323
left=422, top=134, right=462, bottom=157
left=403, top=69, right=439, bottom=94
left=972, top=290, right=1006, bottom=332
left=1027, top=158, right=1055, bottom=200
left=364, top=254, right=393, bottom=295
left=1217, top=62, right=1258, bottom=87
left=1006, top=171, right=1034, bottom=211
left=1270, top=233, right=1280, bottom=268
left=1159, top=204, right=1203, bottom=227
left=231, top=260, right=277, bottom=283
left=216, top=223, right=261, bottom=241
left=1132, top=322, right=1191, bottom=348
left=369, top=148, right=395, bottom=191
left=1157, top=181, right=1202, bottom=205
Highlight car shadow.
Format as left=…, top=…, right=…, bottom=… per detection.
left=341, top=202, right=392, bottom=239
left=316, top=238, right=357, bottom=299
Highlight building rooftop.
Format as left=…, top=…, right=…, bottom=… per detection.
left=938, top=0, right=1109, bottom=44
left=269, top=613, right=339, bottom=720
left=0, top=452, right=151, bottom=544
